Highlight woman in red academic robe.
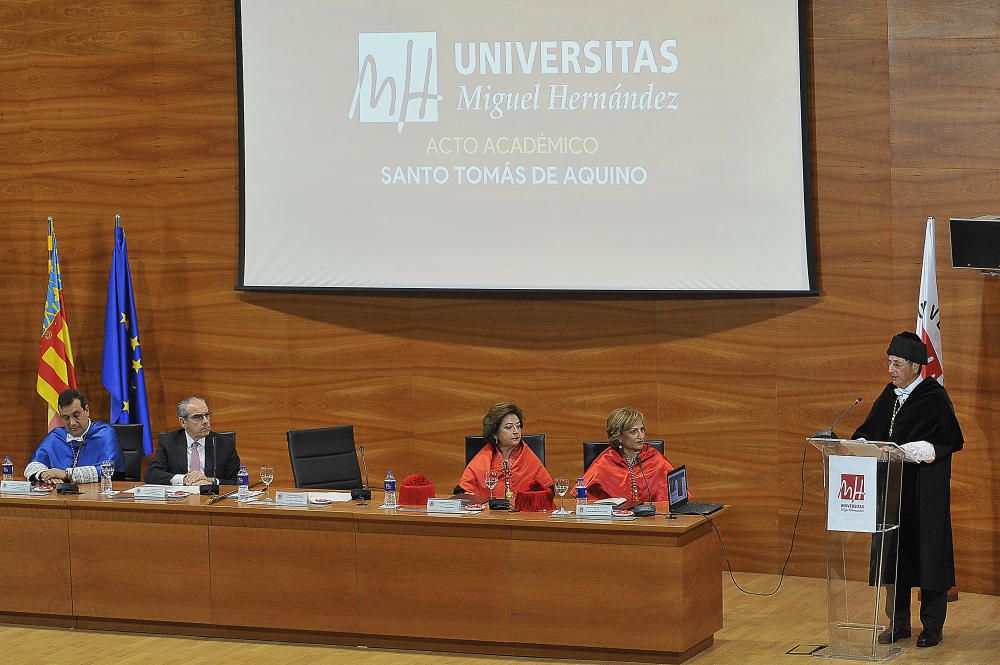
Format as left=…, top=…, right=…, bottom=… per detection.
left=584, top=407, right=675, bottom=503
left=458, top=402, right=553, bottom=500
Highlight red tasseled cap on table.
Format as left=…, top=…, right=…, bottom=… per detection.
left=398, top=474, right=436, bottom=506
left=514, top=481, right=555, bottom=512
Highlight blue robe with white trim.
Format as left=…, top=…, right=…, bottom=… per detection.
left=27, top=421, right=123, bottom=481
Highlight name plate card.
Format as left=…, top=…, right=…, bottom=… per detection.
left=0, top=480, right=31, bottom=495
left=576, top=504, right=614, bottom=518
left=133, top=485, right=167, bottom=500
left=427, top=498, right=463, bottom=514
left=275, top=491, right=309, bottom=507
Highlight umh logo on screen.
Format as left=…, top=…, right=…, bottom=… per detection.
left=348, top=32, right=441, bottom=133
left=838, top=474, right=865, bottom=501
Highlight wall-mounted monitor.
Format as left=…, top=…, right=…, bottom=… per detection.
left=950, top=216, right=1000, bottom=272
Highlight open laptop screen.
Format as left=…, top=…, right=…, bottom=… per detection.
left=667, top=465, right=689, bottom=509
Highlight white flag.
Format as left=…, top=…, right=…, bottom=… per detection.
left=917, top=217, right=944, bottom=384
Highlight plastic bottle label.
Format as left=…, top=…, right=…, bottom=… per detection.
left=576, top=485, right=587, bottom=500
left=384, top=478, right=396, bottom=492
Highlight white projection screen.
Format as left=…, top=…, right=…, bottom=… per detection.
left=237, top=0, right=816, bottom=294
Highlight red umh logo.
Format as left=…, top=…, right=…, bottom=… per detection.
left=838, top=474, right=865, bottom=501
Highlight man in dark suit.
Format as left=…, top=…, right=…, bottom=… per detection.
left=145, top=396, right=241, bottom=486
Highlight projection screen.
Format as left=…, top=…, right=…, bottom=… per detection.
left=237, top=0, right=815, bottom=294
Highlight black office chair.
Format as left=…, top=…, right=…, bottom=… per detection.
left=582, top=440, right=665, bottom=472
left=156, top=430, right=236, bottom=478
left=287, top=425, right=363, bottom=490
left=465, top=434, right=546, bottom=465
left=112, top=423, right=144, bottom=481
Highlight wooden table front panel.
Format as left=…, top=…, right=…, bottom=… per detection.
left=210, top=510, right=359, bottom=632
left=68, top=504, right=211, bottom=624
left=678, top=524, right=723, bottom=647
left=0, top=499, right=72, bottom=616
left=509, top=530, right=687, bottom=651
left=357, top=518, right=511, bottom=643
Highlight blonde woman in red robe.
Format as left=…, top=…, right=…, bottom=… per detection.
left=457, top=402, right=553, bottom=500
left=584, top=407, right=675, bottom=503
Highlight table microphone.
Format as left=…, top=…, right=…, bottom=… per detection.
left=632, top=449, right=657, bottom=517
left=813, top=396, right=864, bottom=439
left=200, top=435, right=220, bottom=496
left=55, top=440, right=85, bottom=494
left=352, top=445, right=372, bottom=502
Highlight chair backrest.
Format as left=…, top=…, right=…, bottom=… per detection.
left=156, top=430, right=236, bottom=478
left=582, top=440, right=665, bottom=472
left=112, top=423, right=144, bottom=481
left=286, top=425, right=362, bottom=490
left=465, top=434, right=546, bottom=465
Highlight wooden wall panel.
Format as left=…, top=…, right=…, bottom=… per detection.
left=0, top=0, right=997, bottom=597
left=888, top=0, right=999, bottom=39
left=888, top=37, right=1000, bottom=170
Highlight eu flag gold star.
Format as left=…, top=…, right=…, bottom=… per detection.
left=122, top=401, right=129, bottom=412
left=130, top=336, right=139, bottom=351
left=120, top=312, right=128, bottom=327
left=131, top=358, right=142, bottom=372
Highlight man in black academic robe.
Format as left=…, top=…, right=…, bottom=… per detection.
left=853, top=331, right=963, bottom=648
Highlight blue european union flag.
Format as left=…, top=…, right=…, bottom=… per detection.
left=101, top=218, right=153, bottom=455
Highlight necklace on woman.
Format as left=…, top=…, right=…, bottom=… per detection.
left=624, top=454, right=640, bottom=501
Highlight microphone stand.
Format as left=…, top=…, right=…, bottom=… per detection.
left=200, top=435, right=220, bottom=496
left=353, top=445, right=372, bottom=505
left=632, top=448, right=657, bottom=517
left=814, top=396, right=863, bottom=439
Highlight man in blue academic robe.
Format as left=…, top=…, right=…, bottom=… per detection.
left=25, top=389, right=124, bottom=484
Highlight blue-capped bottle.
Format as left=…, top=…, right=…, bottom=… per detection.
left=1, top=455, right=13, bottom=482
left=383, top=471, right=397, bottom=508
left=237, top=465, right=250, bottom=502
left=575, top=477, right=587, bottom=508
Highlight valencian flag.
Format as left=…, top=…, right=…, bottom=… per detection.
left=37, top=217, right=78, bottom=431
left=917, top=216, right=944, bottom=385
left=101, top=215, right=153, bottom=455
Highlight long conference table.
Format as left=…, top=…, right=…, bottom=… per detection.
left=0, top=484, right=723, bottom=663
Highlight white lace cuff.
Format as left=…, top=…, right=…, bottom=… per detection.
left=24, top=461, right=48, bottom=481
left=68, top=465, right=99, bottom=484
left=900, top=440, right=935, bottom=463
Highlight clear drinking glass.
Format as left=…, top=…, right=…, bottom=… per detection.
left=260, top=466, right=274, bottom=503
left=484, top=470, right=499, bottom=499
left=99, top=459, right=115, bottom=496
left=553, top=476, right=570, bottom=515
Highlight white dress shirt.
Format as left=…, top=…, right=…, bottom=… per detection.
left=170, top=433, right=214, bottom=486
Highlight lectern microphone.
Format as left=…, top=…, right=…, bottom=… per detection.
left=813, top=396, right=863, bottom=439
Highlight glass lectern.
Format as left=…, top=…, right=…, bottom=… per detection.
left=807, top=438, right=905, bottom=662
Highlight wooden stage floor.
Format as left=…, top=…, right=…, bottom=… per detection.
left=1, top=573, right=996, bottom=664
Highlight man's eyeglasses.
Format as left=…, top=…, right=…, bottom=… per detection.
left=184, top=412, right=212, bottom=423
left=885, top=359, right=912, bottom=370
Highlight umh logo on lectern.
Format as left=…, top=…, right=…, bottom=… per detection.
left=838, top=474, right=865, bottom=501
left=347, top=32, right=441, bottom=133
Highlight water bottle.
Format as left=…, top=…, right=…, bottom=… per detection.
left=575, top=477, right=587, bottom=507
left=383, top=471, right=397, bottom=508
left=1, top=455, right=13, bottom=482
left=237, top=465, right=250, bottom=502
